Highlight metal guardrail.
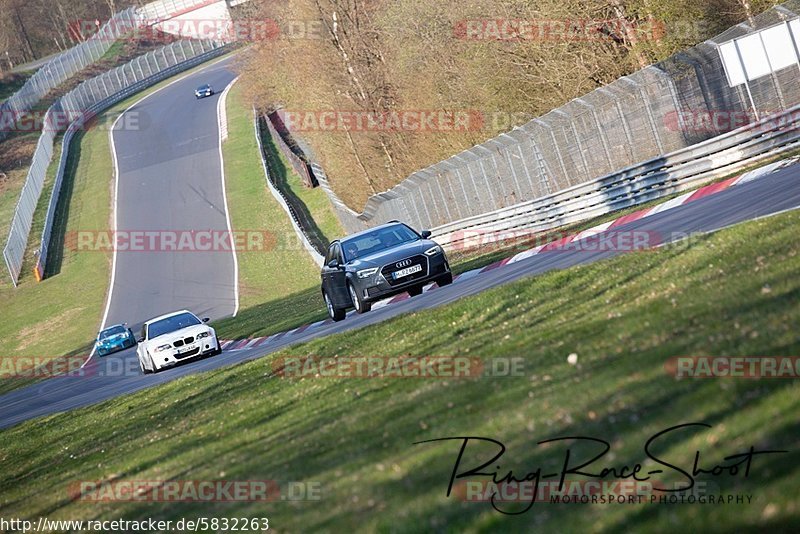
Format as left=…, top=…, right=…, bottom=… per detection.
left=264, top=113, right=317, bottom=188
left=430, top=105, right=800, bottom=248
left=34, top=43, right=233, bottom=282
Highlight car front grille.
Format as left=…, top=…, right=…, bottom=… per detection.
left=380, top=255, right=428, bottom=287
left=175, top=347, right=200, bottom=359
left=172, top=336, right=195, bottom=348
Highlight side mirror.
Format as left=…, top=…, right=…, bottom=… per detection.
left=421, top=230, right=432, bottom=239
left=136, top=338, right=144, bottom=344
left=327, top=259, right=339, bottom=269
left=202, top=317, right=210, bottom=323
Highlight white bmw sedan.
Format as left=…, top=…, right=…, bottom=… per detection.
left=136, top=310, right=221, bottom=374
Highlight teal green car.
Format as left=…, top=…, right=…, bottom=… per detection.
left=95, top=324, right=136, bottom=356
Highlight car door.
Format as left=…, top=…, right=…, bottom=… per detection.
left=322, top=243, right=343, bottom=306
left=327, top=243, right=350, bottom=306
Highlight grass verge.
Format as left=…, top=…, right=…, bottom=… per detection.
left=1, top=208, right=797, bottom=531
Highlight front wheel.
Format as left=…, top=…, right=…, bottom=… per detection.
left=348, top=283, right=372, bottom=314
left=436, top=273, right=454, bottom=287
left=324, top=290, right=346, bottom=322
left=139, top=354, right=152, bottom=375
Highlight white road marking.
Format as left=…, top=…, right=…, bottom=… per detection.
left=216, top=76, right=241, bottom=317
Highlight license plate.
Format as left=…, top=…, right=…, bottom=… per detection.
left=177, top=344, right=197, bottom=355
left=392, top=264, right=422, bottom=279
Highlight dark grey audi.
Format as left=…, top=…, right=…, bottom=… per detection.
left=321, top=221, right=452, bottom=321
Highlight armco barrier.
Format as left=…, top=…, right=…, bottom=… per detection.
left=34, top=43, right=233, bottom=282
left=265, top=113, right=317, bottom=188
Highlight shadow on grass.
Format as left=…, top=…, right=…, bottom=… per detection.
left=43, top=128, right=84, bottom=278
left=212, top=285, right=328, bottom=341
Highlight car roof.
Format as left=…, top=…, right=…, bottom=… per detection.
left=101, top=323, right=127, bottom=331
left=144, top=309, right=195, bottom=325
left=335, top=221, right=411, bottom=245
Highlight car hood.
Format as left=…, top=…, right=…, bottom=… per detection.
left=147, top=324, right=211, bottom=345
left=348, top=240, right=438, bottom=269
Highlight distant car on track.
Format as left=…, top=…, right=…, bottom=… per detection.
left=195, top=83, right=214, bottom=99
left=136, top=310, right=221, bottom=374
left=321, top=221, right=452, bottom=321
left=95, top=324, right=136, bottom=356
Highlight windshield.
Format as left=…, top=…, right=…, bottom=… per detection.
left=147, top=313, right=201, bottom=339
left=99, top=325, right=127, bottom=339
left=341, top=224, right=419, bottom=262
left=198, top=85, right=210, bottom=90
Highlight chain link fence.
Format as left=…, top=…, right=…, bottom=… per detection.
left=306, top=1, right=800, bottom=235
left=3, top=38, right=229, bottom=286
left=0, top=8, right=139, bottom=141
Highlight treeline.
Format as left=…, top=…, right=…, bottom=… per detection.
left=0, top=0, right=143, bottom=71
left=237, top=0, right=782, bottom=209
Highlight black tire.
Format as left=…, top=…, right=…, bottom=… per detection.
left=139, top=354, right=152, bottom=375
left=348, top=283, right=372, bottom=314
left=407, top=285, right=423, bottom=297
left=437, top=272, right=454, bottom=287
left=324, top=290, right=346, bottom=322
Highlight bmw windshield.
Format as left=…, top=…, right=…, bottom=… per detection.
left=147, top=313, right=201, bottom=339
left=341, top=224, right=419, bottom=263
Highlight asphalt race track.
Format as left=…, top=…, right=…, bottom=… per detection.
left=1, top=57, right=799, bottom=429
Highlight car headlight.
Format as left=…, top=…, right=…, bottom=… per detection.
left=154, top=344, right=172, bottom=353
left=197, top=331, right=210, bottom=339
left=424, top=245, right=442, bottom=256
left=357, top=268, right=379, bottom=279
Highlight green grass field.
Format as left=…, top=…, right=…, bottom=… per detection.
left=1, top=208, right=797, bottom=532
